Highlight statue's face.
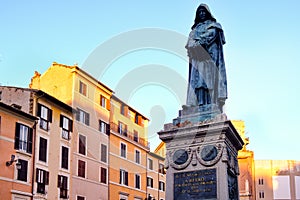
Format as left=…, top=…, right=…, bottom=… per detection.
left=198, top=8, right=208, bottom=21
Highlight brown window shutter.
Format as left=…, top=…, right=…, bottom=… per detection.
left=124, top=106, right=129, bottom=117
left=59, top=115, right=63, bottom=127
left=69, top=119, right=73, bottom=132
left=14, top=123, right=20, bottom=150
left=106, top=98, right=110, bottom=111
left=138, top=115, right=142, bottom=126
left=48, top=109, right=53, bottom=123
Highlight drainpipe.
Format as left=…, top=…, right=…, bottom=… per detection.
left=146, top=152, right=148, bottom=200
left=157, top=161, right=159, bottom=200
left=31, top=92, right=44, bottom=200
left=31, top=119, right=38, bottom=200
left=108, top=122, right=110, bottom=200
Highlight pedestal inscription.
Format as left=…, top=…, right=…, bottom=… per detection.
left=174, top=168, right=217, bottom=200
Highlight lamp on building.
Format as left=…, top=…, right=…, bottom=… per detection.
left=6, top=155, right=21, bottom=169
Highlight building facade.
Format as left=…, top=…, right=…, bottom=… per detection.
left=30, top=62, right=113, bottom=200
left=29, top=62, right=168, bottom=200
left=0, top=101, right=37, bottom=200
left=32, top=90, right=73, bottom=200
left=0, top=87, right=74, bottom=199
left=147, top=152, right=166, bottom=200
left=109, top=95, right=150, bottom=200
left=232, top=120, right=255, bottom=200
left=255, top=160, right=300, bottom=200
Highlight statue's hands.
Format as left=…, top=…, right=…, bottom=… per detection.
left=186, top=40, right=197, bottom=57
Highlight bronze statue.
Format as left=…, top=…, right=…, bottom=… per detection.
left=186, top=4, right=227, bottom=111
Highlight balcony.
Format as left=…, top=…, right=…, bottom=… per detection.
left=110, top=122, right=150, bottom=149
left=62, top=129, right=70, bottom=140
left=39, top=119, right=49, bottom=131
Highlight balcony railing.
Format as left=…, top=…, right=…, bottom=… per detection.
left=110, top=122, right=150, bottom=149
left=39, top=119, right=49, bottom=131
left=62, top=129, right=70, bottom=140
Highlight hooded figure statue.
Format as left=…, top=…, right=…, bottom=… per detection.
left=186, top=4, right=227, bottom=111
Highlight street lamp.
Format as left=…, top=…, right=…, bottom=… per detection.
left=6, top=154, right=21, bottom=169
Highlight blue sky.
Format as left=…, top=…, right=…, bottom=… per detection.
left=1, top=1, right=300, bottom=160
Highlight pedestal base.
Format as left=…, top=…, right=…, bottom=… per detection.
left=173, top=104, right=221, bottom=125
left=158, top=108, right=244, bottom=200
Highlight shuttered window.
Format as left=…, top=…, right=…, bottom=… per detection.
left=14, top=123, right=33, bottom=154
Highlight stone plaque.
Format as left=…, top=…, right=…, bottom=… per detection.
left=174, top=168, right=217, bottom=200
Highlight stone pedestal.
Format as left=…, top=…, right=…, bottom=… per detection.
left=158, top=106, right=244, bottom=200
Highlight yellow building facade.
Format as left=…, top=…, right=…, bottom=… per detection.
left=30, top=62, right=113, bottom=200
left=255, top=160, right=300, bottom=200
left=147, top=152, right=166, bottom=200
left=231, top=120, right=255, bottom=200
left=109, top=95, right=150, bottom=200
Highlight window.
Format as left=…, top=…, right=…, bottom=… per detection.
left=135, top=150, right=140, bottom=164
left=76, top=108, right=89, bottom=126
left=37, top=104, right=52, bottom=131
left=133, top=130, right=138, bottom=142
left=78, top=160, right=86, bottom=178
left=119, top=169, right=128, bottom=186
left=60, top=115, right=73, bottom=140
left=100, top=95, right=106, bottom=108
left=101, top=144, right=107, bottom=163
left=120, top=104, right=125, bottom=115
left=258, top=178, right=264, bottom=185
left=100, top=167, right=107, bottom=184
left=159, top=181, right=165, bottom=191
left=135, top=114, right=143, bottom=126
left=17, top=159, right=28, bottom=182
left=135, top=174, right=141, bottom=189
left=100, top=95, right=110, bottom=110
left=121, top=143, right=127, bottom=158
left=159, top=163, right=165, bottom=174
left=259, top=190, right=265, bottom=198
left=14, top=123, right=33, bottom=154
left=79, top=134, right=86, bottom=155
left=135, top=114, right=139, bottom=124
left=79, top=81, right=87, bottom=96
left=77, top=196, right=85, bottom=200
left=118, top=121, right=127, bottom=136
left=99, top=120, right=110, bottom=135
left=61, top=146, right=69, bottom=169
left=147, top=177, right=153, bottom=188
left=39, top=137, right=47, bottom=162
left=296, top=164, right=300, bottom=172
left=36, top=168, right=49, bottom=194
left=148, top=158, right=153, bottom=170
left=120, top=195, right=128, bottom=200
left=58, top=175, right=68, bottom=199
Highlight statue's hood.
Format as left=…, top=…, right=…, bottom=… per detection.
left=198, top=3, right=216, bottom=21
